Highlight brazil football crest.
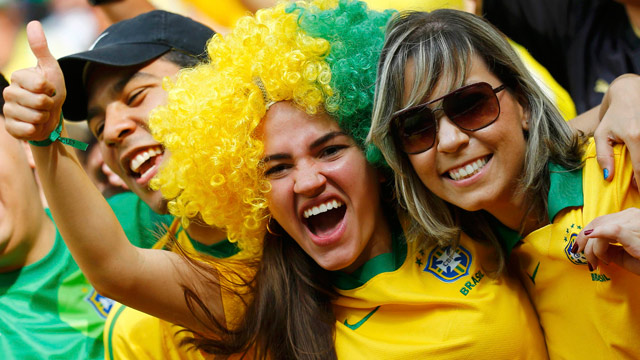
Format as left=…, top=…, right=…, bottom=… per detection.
left=564, top=232, right=587, bottom=265
left=86, top=290, right=115, bottom=319
left=425, top=245, right=472, bottom=282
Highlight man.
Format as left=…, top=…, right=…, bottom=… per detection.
left=3, top=10, right=235, bottom=359
left=0, top=72, right=113, bottom=359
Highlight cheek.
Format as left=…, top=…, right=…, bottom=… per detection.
left=408, top=153, right=437, bottom=183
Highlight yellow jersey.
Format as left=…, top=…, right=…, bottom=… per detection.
left=104, top=219, right=245, bottom=360
left=333, top=231, right=548, bottom=359
left=507, top=140, right=640, bottom=359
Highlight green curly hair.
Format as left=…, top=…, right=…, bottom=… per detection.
left=149, top=0, right=395, bottom=255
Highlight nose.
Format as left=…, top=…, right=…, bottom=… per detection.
left=293, top=160, right=326, bottom=197
left=103, top=104, right=137, bottom=147
left=436, top=114, right=469, bottom=153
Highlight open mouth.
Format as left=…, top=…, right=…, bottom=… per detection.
left=447, top=155, right=491, bottom=181
left=303, top=199, right=346, bottom=237
left=129, top=146, right=164, bottom=180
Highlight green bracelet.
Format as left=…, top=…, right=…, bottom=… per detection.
left=28, top=114, right=89, bottom=151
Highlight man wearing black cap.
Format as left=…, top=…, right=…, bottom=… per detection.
left=2, top=10, right=234, bottom=360
left=0, top=73, right=115, bottom=359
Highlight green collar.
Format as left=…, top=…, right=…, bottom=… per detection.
left=491, top=162, right=583, bottom=254
left=331, top=229, right=407, bottom=291
left=180, top=227, right=240, bottom=259
left=547, top=163, right=583, bottom=223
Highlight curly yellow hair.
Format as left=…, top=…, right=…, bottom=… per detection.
left=150, top=0, right=393, bottom=256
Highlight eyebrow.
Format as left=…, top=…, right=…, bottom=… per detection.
left=261, top=131, right=348, bottom=163
left=86, top=72, right=158, bottom=121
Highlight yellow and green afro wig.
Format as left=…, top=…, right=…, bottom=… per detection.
left=150, top=0, right=395, bottom=255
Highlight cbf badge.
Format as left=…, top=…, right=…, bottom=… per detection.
left=86, top=290, right=115, bottom=319
left=425, top=245, right=472, bottom=282
left=564, top=232, right=587, bottom=265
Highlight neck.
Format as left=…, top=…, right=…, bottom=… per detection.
left=626, top=5, right=640, bottom=38
left=487, top=193, right=544, bottom=237
left=185, top=221, right=228, bottom=246
left=0, top=212, right=56, bottom=273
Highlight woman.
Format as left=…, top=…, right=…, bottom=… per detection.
left=150, top=1, right=547, bottom=358
left=4, top=1, right=548, bottom=359
left=369, top=9, right=640, bottom=359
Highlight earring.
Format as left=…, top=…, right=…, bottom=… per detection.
left=266, top=215, right=281, bottom=236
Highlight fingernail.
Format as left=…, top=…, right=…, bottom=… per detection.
left=584, top=229, right=593, bottom=236
left=588, top=262, right=594, bottom=272
left=603, top=168, right=609, bottom=180
left=571, top=242, right=579, bottom=254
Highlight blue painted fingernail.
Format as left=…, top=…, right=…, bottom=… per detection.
left=603, top=168, right=609, bottom=180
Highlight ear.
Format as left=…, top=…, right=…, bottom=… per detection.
left=21, top=141, right=36, bottom=169
left=519, top=103, right=530, bottom=131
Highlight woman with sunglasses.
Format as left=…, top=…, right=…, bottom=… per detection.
left=369, top=9, right=640, bottom=359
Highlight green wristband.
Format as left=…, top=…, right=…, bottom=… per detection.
left=28, top=114, right=89, bottom=151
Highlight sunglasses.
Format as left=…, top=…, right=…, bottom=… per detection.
left=392, top=82, right=506, bottom=154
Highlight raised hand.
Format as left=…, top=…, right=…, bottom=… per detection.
left=2, top=21, right=66, bottom=142
left=593, top=74, right=640, bottom=187
left=574, top=208, right=640, bottom=275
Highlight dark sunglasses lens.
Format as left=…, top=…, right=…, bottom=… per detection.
left=444, top=84, right=499, bottom=130
left=400, top=108, right=436, bottom=154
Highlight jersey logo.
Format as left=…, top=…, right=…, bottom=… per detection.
left=527, top=261, right=541, bottom=285
left=85, top=290, right=115, bottom=319
left=425, top=245, right=472, bottom=282
left=343, top=306, right=380, bottom=331
left=564, top=232, right=587, bottom=265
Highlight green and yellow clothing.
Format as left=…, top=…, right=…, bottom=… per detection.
left=0, top=211, right=113, bottom=360
left=104, top=218, right=243, bottom=360
left=332, top=231, right=548, bottom=359
left=502, top=140, right=640, bottom=359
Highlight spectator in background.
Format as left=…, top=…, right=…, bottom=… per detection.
left=0, top=72, right=113, bottom=359
left=477, top=0, right=640, bottom=114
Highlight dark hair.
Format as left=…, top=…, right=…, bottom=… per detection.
left=0, top=73, right=9, bottom=116
left=175, top=223, right=338, bottom=360
left=160, top=49, right=202, bottom=69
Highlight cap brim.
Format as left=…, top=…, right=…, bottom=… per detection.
left=60, top=43, right=170, bottom=121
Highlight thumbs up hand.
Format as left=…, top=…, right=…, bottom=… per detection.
left=2, top=21, right=66, bottom=142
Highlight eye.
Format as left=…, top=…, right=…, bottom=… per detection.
left=90, top=119, right=105, bottom=140
left=126, top=88, right=146, bottom=106
left=264, top=163, right=292, bottom=179
left=319, top=145, right=348, bottom=159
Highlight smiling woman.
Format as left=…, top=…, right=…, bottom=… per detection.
left=369, top=9, right=640, bottom=359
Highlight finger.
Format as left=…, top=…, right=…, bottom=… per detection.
left=627, top=141, right=640, bottom=190
left=584, top=238, right=598, bottom=271
left=594, top=130, right=616, bottom=181
left=3, top=84, right=54, bottom=111
left=3, top=102, right=51, bottom=126
left=26, top=21, right=59, bottom=77
left=8, top=67, right=56, bottom=96
left=591, top=238, right=612, bottom=265
left=3, top=117, right=41, bottom=140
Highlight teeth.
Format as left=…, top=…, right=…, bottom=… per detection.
left=303, top=200, right=343, bottom=219
left=448, top=157, right=488, bottom=181
left=130, top=147, right=163, bottom=173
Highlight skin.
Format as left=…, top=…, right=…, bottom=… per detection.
left=0, top=114, right=55, bottom=273
left=262, top=102, right=392, bottom=273
left=403, top=55, right=531, bottom=232
left=85, top=60, right=176, bottom=214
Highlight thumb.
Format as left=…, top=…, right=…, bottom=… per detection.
left=594, top=133, right=615, bottom=182
left=26, top=21, right=65, bottom=98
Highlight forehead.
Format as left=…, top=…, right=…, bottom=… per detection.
left=261, top=102, right=341, bottom=147
left=85, top=59, right=179, bottom=101
left=402, top=54, right=493, bottom=105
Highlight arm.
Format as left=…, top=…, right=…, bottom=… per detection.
left=2, top=21, right=225, bottom=333
left=569, top=74, right=640, bottom=184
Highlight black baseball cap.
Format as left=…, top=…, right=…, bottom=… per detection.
left=59, top=10, right=214, bottom=121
